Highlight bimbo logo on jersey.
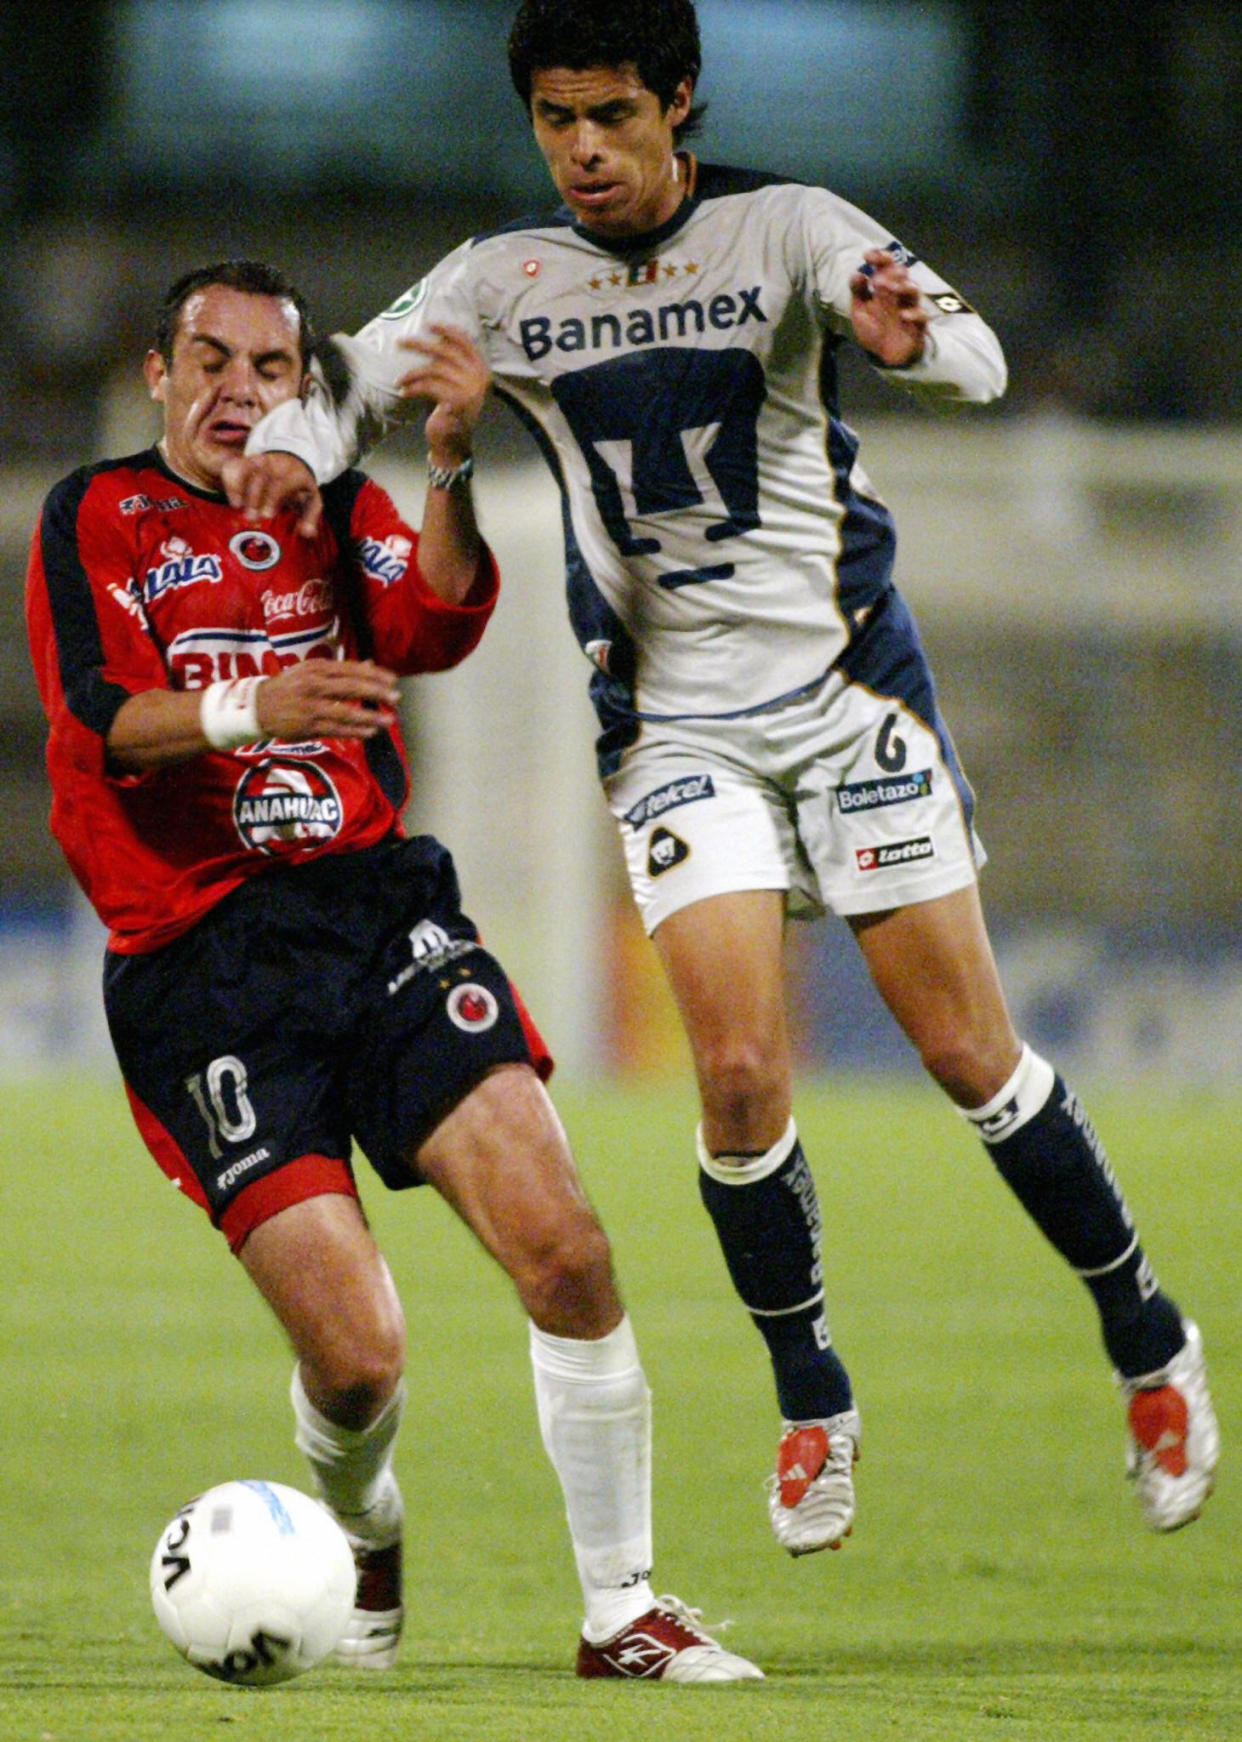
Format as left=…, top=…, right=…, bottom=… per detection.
left=233, top=760, right=343, bottom=854
left=141, top=537, right=222, bottom=604
left=168, top=627, right=278, bottom=689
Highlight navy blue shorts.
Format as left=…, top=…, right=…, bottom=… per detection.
left=104, top=835, right=551, bottom=1245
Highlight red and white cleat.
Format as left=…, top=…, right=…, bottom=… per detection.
left=767, top=1409, right=861, bottom=1556
left=1120, top=1320, right=1219, bottom=1532
left=576, top=1595, right=763, bottom=1682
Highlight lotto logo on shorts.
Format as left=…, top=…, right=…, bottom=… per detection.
left=855, top=837, right=936, bottom=872
left=625, top=774, right=715, bottom=828
left=837, top=770, right=932, bottom=813
left=447, top=983, right=499, bottom=1033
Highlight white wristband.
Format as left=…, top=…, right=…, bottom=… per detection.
left=200, top=678, right=264, bottom=750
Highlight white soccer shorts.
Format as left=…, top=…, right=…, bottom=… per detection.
left=604, top=666, right=985, bottom=935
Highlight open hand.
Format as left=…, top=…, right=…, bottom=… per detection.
left=849, top=248, right=929, bottom=368
left=396, top=324, right=491, bottom=466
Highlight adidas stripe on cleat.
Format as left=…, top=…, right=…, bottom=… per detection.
left=1120, top=1319, right=1219, bottom=1532
left=576, top=1595, right=764, bottom=1682
left=767, top=1409, right=860, bottom=1556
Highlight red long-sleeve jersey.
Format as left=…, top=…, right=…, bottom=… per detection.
left=26, top=447, right=498, bottom=953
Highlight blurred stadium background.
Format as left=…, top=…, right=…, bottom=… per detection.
left=2, top=0, right=1240, bottom=1086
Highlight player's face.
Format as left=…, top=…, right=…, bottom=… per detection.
left=530, top=63, right=693, bottom=239
left=144, top=285, right=305, bottom=492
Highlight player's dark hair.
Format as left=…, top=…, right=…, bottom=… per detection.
left=154, top=260, right=314, bottom=365
left=508, top=0, right=706, bottom=142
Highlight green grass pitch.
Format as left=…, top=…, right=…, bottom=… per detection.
left=1, top=1071, right=1237, bottom=1741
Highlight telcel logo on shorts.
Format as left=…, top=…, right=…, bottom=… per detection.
left=837, top=769, right=932, bottom=812
left=625, top=773, right=715, bottom=828
left=856, top=837, right=936, bottom=872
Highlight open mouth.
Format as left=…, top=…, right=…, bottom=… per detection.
left=208, top=419, right=253, bottom=446
left=569, top=181, right=620, bottom=208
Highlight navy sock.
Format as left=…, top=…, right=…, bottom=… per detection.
left=968, top=1049, right=1184, bottom=1377
left=698, top=1126, right=854, bottom=1421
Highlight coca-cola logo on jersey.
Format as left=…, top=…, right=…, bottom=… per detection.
left=233, top=759, right=343, bottom=854
left=260, top=578, right=332, bottom=622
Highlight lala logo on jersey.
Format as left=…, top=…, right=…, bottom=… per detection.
left=233, top=759, right=343, bottom=854
left=357, top=534, right=412, bottom=586
left=141, top=536, right=223, bottom=604
left=229, top=529, right=282, bottom=570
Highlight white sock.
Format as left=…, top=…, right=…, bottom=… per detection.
left=529, top=1314, right=655, bottom=1643
left=290, top=1365, right=405, bottom=1548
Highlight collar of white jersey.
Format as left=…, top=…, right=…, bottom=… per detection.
left=565, top=152, right=700, bottom=257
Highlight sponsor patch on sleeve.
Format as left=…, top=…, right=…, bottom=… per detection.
left=930, top=291, right=975, bottom=315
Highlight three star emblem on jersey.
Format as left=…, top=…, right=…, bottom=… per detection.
left=647, top=827, right=690, bottom=878
left=584, top=255, right=702, bottom=295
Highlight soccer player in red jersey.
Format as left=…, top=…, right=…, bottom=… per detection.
left=26, top=260, right=762, bottom=1683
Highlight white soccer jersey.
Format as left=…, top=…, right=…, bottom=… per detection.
left=250, top=159, right=1005, bottom=765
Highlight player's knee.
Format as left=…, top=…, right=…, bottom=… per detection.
left=697, top=1036, right=785, bottom=1132
left=515, top=1213, right=616, bottom=1331
left=917, top=1030, right=1017, bottom=1106
left=307, top=1315, right=406, bottom=1431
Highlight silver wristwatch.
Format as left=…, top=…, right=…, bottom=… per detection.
left=426, top=455, right=475, bottom=491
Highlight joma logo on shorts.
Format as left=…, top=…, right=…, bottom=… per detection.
left=855, top=837, right=935, bottom=872
left=837, top=770, right=932, bottom=812
left=216, top=1147, right=271, bottom=1192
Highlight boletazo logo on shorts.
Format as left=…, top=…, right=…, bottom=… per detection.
left=836, top=770, right=932, bottom=812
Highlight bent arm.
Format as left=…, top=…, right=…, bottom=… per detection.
left=809, top=187, right=1007, bottom=408
left=107, top=660, right=401, bottom=773
left=246, top=243, right=480, bottom=486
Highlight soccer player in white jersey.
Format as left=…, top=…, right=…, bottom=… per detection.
left=226, top=0, right=1218, bottom=1552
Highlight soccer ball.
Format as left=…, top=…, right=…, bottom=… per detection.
left=150, top=1480, right=357, bottom=1686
